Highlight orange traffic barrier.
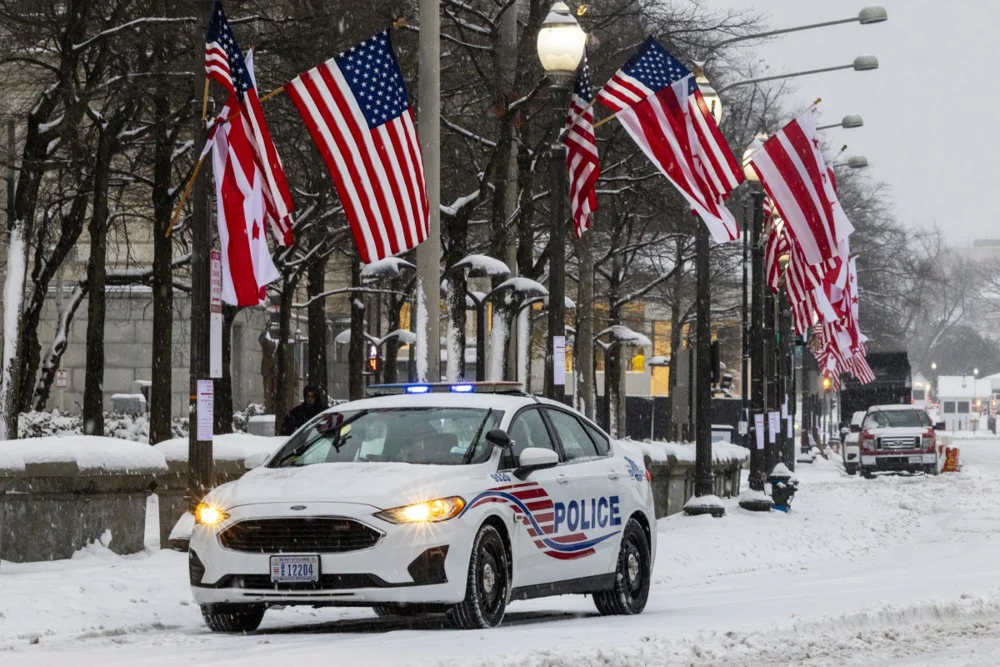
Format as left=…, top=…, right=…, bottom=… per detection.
left=942, top=447, right=961, bottom=473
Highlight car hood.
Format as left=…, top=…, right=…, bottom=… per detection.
left=210, top=462, right=486, bottom=510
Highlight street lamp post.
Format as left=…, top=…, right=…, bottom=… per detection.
left=716, top=56, right=879, bottom=96
left=739, top=137, right=773, bottom=511
left=537, top=1, right=585, bottom=403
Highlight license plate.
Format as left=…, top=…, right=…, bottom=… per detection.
left=908, top=456, right=923, bottom=464
left=270, top=555, right=320, bottom=583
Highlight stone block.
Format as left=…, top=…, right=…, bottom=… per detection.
left=105, top=343, right=147, bottom=369
left=102, top=367, right=136, bottom=395
left=104, top=321, right=136, bottom=344
left=135, top=320, right=154, bottom=344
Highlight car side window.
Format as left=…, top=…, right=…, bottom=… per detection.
left=582, top=420, right=611, bottom=456
left=547, top=409, right=600, bottom=462
left=502, top=408, right=555, bottom=469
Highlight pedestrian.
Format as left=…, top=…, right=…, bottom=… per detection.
left=281, top=384, right=326, bottom=436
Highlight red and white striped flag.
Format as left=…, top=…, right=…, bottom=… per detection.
left=284, top=30, right=429, bottom=263
left=210, top=98, right=279, bottom=306
left=597, top=38, right=743, bottom=242
left=564, top=54, right=600, bottom=238
left=748, top=111, right=853, bottom=264
left=205, top=1, right=294, bottom=245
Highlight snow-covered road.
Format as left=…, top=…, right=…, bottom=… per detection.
left=4, top=440, right=1000, bottom=666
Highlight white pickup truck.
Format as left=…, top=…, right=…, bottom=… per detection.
left=858, top=404, right=942, bottom=478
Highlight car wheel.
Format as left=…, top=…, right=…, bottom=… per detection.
left=861, top=467, right=874, bottom=479
left=845, top=463, right=857, bottom=476
left=593, top=518, right=651, bottom=616
left=200, top=603, right=265, bottom=633
left=446, top=524, right=510, bottom=630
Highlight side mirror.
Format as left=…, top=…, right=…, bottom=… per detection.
left=934, top=422, right=945, bottom=431
left=244, top=452, right=269, bottom=470
left=485, top=429, right=512, bottom=450
left=513, top=447, right=559, bottom=480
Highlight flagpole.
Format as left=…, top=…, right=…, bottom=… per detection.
left=188, top=0, right=216, bottom=510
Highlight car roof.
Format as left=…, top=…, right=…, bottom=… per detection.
left=866, top=404, right=923, bottom=412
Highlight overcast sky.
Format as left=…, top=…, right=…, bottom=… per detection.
left=712, top=0, right=996, bottom=245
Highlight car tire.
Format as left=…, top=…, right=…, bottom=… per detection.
left=845, top=463, right=857, bottom=476
left=446, top=524, right=510, bottom=630
left=593, top=518, right=651, bottom=616
left=861, top=467, right=874, bottom=479
left=200, top=603, right=265, bottom=633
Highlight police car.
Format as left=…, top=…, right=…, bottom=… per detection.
left=189, top=382, right=656, bottom=632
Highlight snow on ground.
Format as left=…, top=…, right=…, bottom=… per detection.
left=4, top=443, right=1000, bottom=665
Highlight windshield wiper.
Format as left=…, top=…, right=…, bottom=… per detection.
left=276, top=410, right=369, bottom=467
left=464, top=409, right=493, bottom=464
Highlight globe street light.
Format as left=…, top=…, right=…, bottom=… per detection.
left=537, top=1, right=585, bottom=402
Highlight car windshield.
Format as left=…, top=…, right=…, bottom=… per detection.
left=865, top=409, right=930, bottom=429
left=269, top=407, right=503, bottom=467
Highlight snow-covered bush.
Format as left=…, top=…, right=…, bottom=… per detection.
left=16, top=410, right=187, bottom=442
left=232, top=403, right=266, bottom=432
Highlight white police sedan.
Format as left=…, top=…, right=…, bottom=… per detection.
left=189, top=382, right=656, bottom=632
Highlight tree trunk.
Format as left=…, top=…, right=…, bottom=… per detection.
left=383, top=294, right=404, bottom=384
left=573, top=233, right=595, bottom=419
left=445, top=274, right=468, bottom=381
left=149, top=93, right=174, bottom=444
left=213, top=305, right=238, bottom=434
left=348, top=256, right=365, bottom=400
left=33, top=283, right=88, bottom=410
left=273, top=278, right=297, bottom=428
left=82, top=130, right=116, bottom=435
left=306, top=256, right=328, bottom=395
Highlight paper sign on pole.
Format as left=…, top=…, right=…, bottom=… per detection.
left=553, top=336, right=566, bottom=386
left=209, top=250, right=223, bottom=379
left=754, top=413, right=765, bottom=450
left=197, top=379, right=214, bottom=441
left=738, top=420, right=748, bottom=435
left=781, top=397, right=788, bottom=419
left=787, top=416, right=794, bottom=438
left=768, top=411, right=780, bottom=443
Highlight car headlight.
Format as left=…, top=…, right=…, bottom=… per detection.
left=195, top=502, right=230, bottom=526
left=375, top=497, right=466, bottom=524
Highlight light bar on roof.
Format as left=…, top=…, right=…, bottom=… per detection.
left=365, top=382, right=524, bottom=397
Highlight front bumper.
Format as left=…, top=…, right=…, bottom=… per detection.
left=189, top=502, right=475, bottom=606
left=860, top=453, right=936, bottom=470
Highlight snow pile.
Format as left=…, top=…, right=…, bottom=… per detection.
left=684, top=494, right=724, bottom=509
left=361, top=257, right=415, bottom=282
left=624, top=439, right=750, bottom=466
left=0, top=446, right=25, bottom=471
left=71, top=529, right=116, bottom=560
left=450, top=253, right=510, bottom=277
left=0, top=435, right=168, bottom=474
left=168, top=512, right=195, bottom=544
left=154, top=433, right=285, bottom=463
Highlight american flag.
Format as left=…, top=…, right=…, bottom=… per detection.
left=564, top=54, right=599, bottom=238
left=205, top=0, right=295, bottom=245
left=747, top=111, right=853, bottom=264
left=597, top=38, right=743, bottom=242
left=284, top=30, right=429, bottom=263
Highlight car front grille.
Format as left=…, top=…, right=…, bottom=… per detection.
left=878, top=436, right=919, bottom=449
left=218, top=517, right=382, bottom=554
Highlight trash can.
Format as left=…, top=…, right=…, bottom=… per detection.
left=768, top=463, right=798, bottom=512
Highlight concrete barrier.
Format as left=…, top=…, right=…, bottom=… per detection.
left=624, top=440, right=748, bottom=518
left=0, top=437, right=166, bottom=562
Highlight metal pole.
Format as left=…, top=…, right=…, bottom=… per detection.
left=545, top=76, right=571, bottom=403
left=740, top=200, right=750, bottom=453
left=416, top=0, right=441, bottom=382
left=748, top=190, right=767, bottom=491
left=764, top=268, right=778, bottom=472
left=187, top=0, right=215, bottom=507
left=693, top=222, right=715, bottom=498
left=476, top=299, right=486, bottom=381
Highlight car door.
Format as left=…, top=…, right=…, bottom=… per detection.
left=540, top=408, right=624, bottom=579
left=499, top=406, right=575, bottom=587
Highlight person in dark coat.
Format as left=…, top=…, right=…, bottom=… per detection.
left=281, top=384, right=326, bottom=436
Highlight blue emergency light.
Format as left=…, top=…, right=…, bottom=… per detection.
left=366, top=382, right=524, bottom=397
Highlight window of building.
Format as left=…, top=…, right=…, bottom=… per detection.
left=943, top=401, right=955, bottom=414
left=957, top=401, right=970, bottom=414
left=912, top=389, right=925, bottom=401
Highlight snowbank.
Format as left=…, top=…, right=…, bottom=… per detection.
left=624, top=439, right=750, bottom=466
left=0, top=446, right=25, bottom=471
left=0, top=435, right=167, bottom=473
left=154, top=433, right=285, bottom=463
